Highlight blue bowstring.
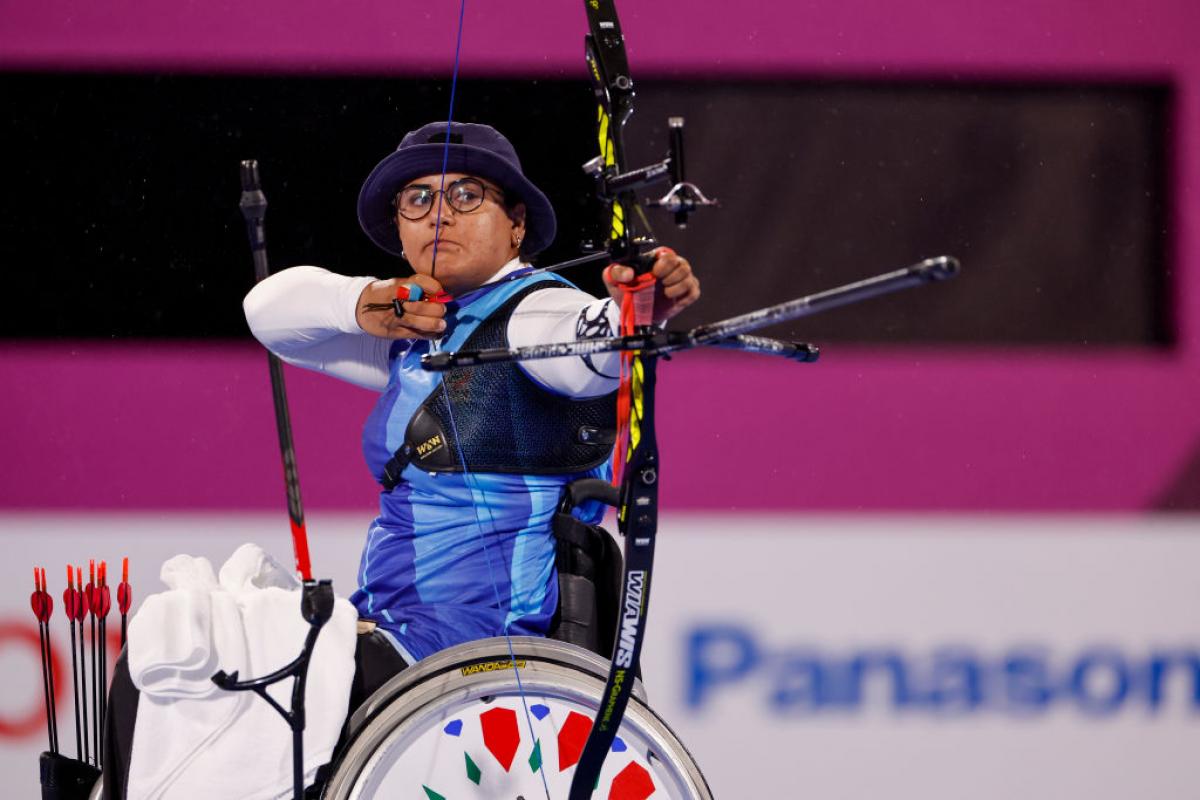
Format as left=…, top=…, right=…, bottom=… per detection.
left=433, top=2, right=552, bottom=797
left=428, top=0, right=466, bottom=284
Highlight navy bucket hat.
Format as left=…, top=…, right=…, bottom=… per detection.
left=358, top=121, right=557, bottom=259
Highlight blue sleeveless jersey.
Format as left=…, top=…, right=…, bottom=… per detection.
left=350, top=272, right=610, bottom=664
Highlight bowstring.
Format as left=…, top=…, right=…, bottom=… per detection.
left=431, top=2, right=552, bottom=797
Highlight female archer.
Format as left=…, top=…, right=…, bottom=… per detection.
left=243, top=120, right=700, bottom=685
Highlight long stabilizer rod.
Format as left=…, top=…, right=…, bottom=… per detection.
left=239, top=160, right=313, bottom=582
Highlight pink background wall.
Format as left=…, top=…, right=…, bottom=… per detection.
left=1, top=344, right=1196, bottom=511
left=2, top=0, right=1198, bottom=511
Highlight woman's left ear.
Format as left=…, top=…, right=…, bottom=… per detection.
left=508, top=202, right=527, bottom=247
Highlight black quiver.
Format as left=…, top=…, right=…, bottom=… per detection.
left=39, top=752, right=99, bottom=800
left=549, top=478, right=623, bottom=660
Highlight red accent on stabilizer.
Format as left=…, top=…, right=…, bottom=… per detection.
left=479, top=707, right=520, bottom=772
left=609, top=762, right=656, bottom=800
left=557, top=710, right=593, bottom=772
left=290, top=517, right=313, bottom=581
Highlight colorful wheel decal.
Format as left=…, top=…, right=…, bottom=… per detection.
left=424, top=700, right=662, bottom=798
left=480, top=707, right=520, bottom=771
left=557, top=710, right=593, bottom=771
left=610, top=762, right=656, bottom=800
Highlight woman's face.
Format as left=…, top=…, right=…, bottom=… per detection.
left=395, top=172, right=526, bottom=295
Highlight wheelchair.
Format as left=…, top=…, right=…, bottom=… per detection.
left=320, top=636, right=710, bottom=798
left=83, top=479, right=712, bottom=799
left=311, top=478, right=711, bottom=798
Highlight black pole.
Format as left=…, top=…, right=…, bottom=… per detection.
left=222, top=160, right=336, bottom=800
left=239, top=160, right=314, bottom=582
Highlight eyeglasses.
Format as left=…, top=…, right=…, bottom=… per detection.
left=393, top=177, right=506, bottom=221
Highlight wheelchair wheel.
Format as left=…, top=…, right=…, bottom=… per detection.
left=321, top=636, right=712, bottom=799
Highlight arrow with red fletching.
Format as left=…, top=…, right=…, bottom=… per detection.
left=118, top=557, right=132, bottom=649
left=63, top=567, right=85, bottom=622
left=31, top=566, right=53, bottom=622
left=117, top=558, right=132, bottom=615
left=94, top=562, right=112, bottom=619
left=31, top=567, right=58, bottom=754
left=97, top=561, right=111, bottom=755
left=85, top=561, right=101, bottom=620
left=86, top=559, right=99, bottom=768
left=74, top=565, right=91, bottom=766
left=63, top=566, right=85, bottom=761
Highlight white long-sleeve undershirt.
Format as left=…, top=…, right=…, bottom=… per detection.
left=242, top=262, right=620, bottom=397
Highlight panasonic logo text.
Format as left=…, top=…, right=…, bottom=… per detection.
left=686, top=624, right=1200, bottom=716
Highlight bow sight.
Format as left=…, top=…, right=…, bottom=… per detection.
left=582, top=3, right=716, bottom=270
left=581, top=115, right=718, bottom=230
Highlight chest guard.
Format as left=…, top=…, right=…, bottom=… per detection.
left=381, top=281, right=617, bottom=488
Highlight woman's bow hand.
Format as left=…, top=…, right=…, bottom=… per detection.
left=603, top=247, right=700, bottom=325
left=356, top=274, right=448, bottom=340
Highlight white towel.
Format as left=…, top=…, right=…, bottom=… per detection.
left=127, top=545, right=357, bottom=800
left=129, top=555, right=235, bottom=698
left=219, top=543, right=301, bottom=594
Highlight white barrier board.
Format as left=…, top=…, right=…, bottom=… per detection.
left=1, top=514, right=1197, bottom=798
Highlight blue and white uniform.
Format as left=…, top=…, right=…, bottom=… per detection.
left=244, top=260, right=619, bottom=663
